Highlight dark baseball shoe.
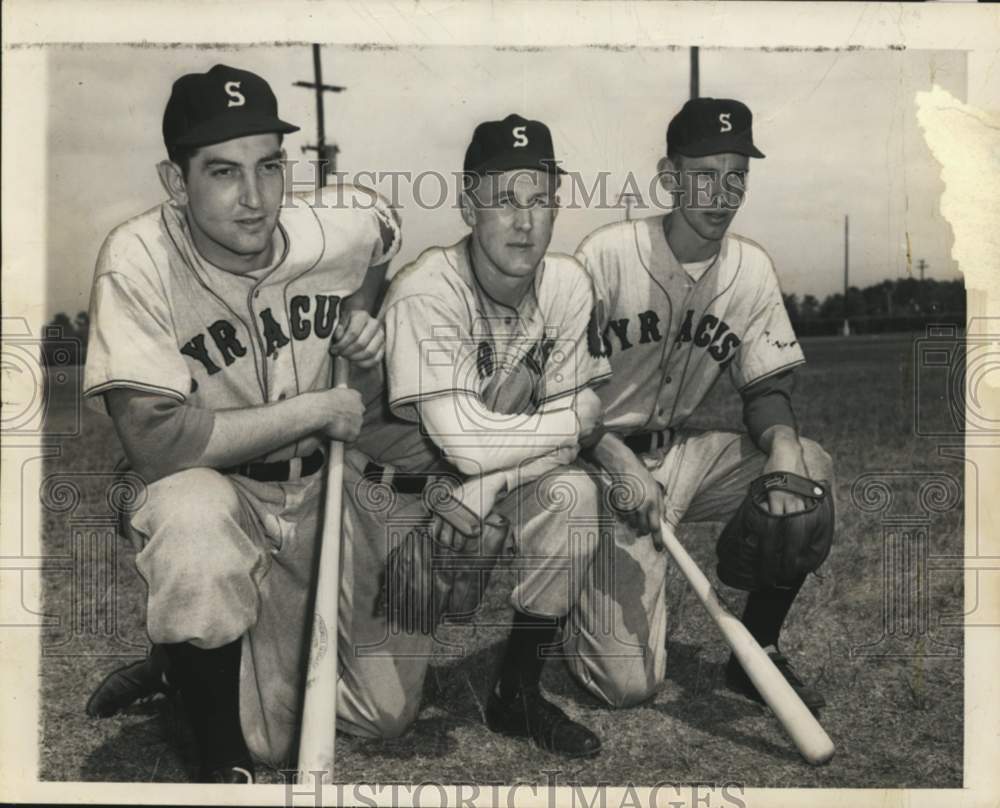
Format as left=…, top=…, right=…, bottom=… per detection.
left=725, top=650, right=826, bottom=714
left=85, top=645, right=174, bottom=718
left=203, top=762, right=255, bottom=784
left=486, top=686, right=601, bottom=758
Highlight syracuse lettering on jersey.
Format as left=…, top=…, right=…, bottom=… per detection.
left=588, top=305, right=741, bottom=365
left=476, top=335, right=557, bottom=379
left=180, top=293, right=342, bottom=376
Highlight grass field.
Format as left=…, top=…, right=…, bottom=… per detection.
left=37, top=333, right=964, bottom=788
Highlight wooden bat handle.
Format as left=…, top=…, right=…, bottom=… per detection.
left=296, top=355, right=350, bottom=784
left=659, top=519, right=835, bottom=766
left=325, top=355, right=350, bottom=481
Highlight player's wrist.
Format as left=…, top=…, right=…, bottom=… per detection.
left=587, top=431, right=639, bottom=477
left=769, top=433, right=801, bottom=458
left=759, top=424, right=799, bottom=454
left=292, top=390, right=336, bottom=434
left=765, top=438, right=806, bottom=479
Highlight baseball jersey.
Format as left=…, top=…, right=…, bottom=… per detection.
left=576, top=214, right=804, bottom=435
left=84, top=186, right=400, bottom=461
left=381, top=237, right=611, bottom=450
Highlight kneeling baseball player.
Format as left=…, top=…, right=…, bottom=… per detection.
left=564, top=98, right=835, bottom=712
left=83, top=65, right=400, bottom=782
left=335, top=114, right=610, bottom=757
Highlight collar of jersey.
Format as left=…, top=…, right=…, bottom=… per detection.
left=647, top=212, right=730, bottom=285
left=241, top=225, right=288, bottom=282
left=448, top=235, right=544, bottom=320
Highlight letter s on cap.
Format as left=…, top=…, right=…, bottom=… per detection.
left=225, top=81, right=246, bottom=108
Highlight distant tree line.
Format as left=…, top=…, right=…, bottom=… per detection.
left=783, top=278, right=965, bottom=336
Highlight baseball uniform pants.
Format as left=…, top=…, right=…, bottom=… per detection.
left=336, top=449, right=601, bottom=740
left=563, top=428, right=834, bottom=707
left=128, top=464, right=325, bottom=768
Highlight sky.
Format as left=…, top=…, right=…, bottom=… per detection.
left=45, top=44, right=964, bottom=318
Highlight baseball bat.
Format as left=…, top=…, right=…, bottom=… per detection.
left=659, top=519, right=835, bottom=766
left=297, top=355, right=350, bottom=785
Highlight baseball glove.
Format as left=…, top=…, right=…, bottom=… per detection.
left=380, top=489, right=514, bottom=634
left=716, top=471, right=834, bottom=591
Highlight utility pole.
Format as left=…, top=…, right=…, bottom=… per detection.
left=842, top=215, right=850, bottom=336
left=690, top=47, right=700, bottom=100
left=294, top=44, right=346, bottom=190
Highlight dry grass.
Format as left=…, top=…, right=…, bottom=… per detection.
left=37, top=333, right=964, bottom=787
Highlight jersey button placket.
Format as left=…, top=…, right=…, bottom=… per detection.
left=247, top=285, right=268, bottom=400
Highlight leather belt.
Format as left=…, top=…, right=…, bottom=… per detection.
left=363, top=461, right=436, bottom=495
left=223, top=449, right=325, bottom=482
left=623, top=429, right=673, bottom=455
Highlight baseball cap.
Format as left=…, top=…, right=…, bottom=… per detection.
left=667, top=98, right=765, bottom=159
left=463, top=114, right=567, bottom=176
left=162, top=64, right=299, bottom=150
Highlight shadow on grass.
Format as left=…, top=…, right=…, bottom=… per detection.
left=653, top=640, right=803, bottom=764
left=74, top=641, right=508, bottom=779
left=78, top=695, right=195, bottom=782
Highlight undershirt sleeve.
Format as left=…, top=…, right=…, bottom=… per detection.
left=105, top=389, right=215, bottom=481
left=739, top=369, right=798, bottom=445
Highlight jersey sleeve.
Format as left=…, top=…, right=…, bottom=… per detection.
left=382, top=292, right=479, bottom=422
left=728, top=252, right=805, bottom=390
left=369, top=195, right=402, bottom=267
left=306, top=185, right=402, bottom=291
left=538, top=259, right=611, bottom=406
left=83, top=230, right=191, bottom=415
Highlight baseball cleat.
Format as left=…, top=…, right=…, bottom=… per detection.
left=486, top=686, right=602, bottom=758
left=725, top=650, right=826, bottom=714
left=85, top=645, right=174, bottom=718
